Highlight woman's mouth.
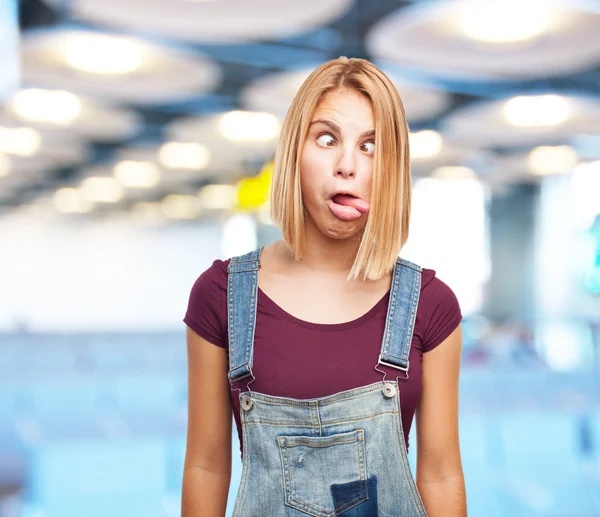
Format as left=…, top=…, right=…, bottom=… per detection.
left=328, top=193, right=370, bottom=221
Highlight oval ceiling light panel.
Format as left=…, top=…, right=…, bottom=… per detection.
left=409, top=130, right=444, bottom=159
left=503, top=95, right=570, bottom=128
left=0, top=126, right=41, bottom=156
left=1, top=88, right=142, bottom=142
left=158, top=142, right=210, bottom=170
left=443, top=94, right=600, bottom=147
left=528, top=145, right=579, bottom=176
left=67, top=0, right=353, bottom=43
left=219, top=111, right=280, bottom=142
left=460, top=0, right=550, bottom=44
left=366, top=0, right=600, bottom=80
left=22, top=29, right=222, bottom=104
left=11, top=88, right=81, bottom=123
left=63, top=33, right=143, bottom=75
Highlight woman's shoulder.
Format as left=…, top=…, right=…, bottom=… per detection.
left=416, top=267, right=463, bottom=353
left=183, top=258, right=232, bottom=348
left=193, top=258, right=230, bottom=289
left=419, top=266, right=460, bottom=311
left=421, top=268, right=458, bottom=301
left=421, top=267, right=447, bottom=292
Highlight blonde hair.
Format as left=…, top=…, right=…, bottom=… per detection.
left=270, top=56, right=411, bottom=281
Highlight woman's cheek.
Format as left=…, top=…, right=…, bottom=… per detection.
left=301, top=155, right=322, bottom=188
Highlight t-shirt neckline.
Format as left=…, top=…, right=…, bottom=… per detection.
left=257, top=286, right=390, bottom=331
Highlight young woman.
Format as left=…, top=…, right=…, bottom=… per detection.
left=182, top=57, right=466, bottom=517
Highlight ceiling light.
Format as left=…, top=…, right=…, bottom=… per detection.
left=80, top=177, right=124, bottom=203
left=503, top=95, right=569, bottom=128
left=63, top=34, right=143, bottom=75
left=0, top=153, right=11, bottom=177
left=219, top=111, right=280, bottom=142
left=460, top=0, right=549, bottom=43
left=158, top=142, right=210, bottom=170
left=131, top=202, right=166, bottom=226
left=409, top=130, right=443, bottom=159
left=161, top=194, right=201, bottom=220
left=11, top=89, right=82, bottom=124
left=528, top=146, right=578, bottom=176
left=432, top=166, right=477, bottom=181
left=53, top=188, right=93, bottom=213
left=198, top=184, right=238, bottom=210
left=0, top=127, right=41, bottom=156
left=113, top=160, right=161, bottom=188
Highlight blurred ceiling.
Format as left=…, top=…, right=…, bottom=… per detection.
left=2, top=0, right=599, bottom=222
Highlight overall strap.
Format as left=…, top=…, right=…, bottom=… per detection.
left=226, top=247, right=263, bottom=385
left=377, top=257, right=422, bottom=375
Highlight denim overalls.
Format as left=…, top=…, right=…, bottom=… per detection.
left=226, top=247, right=428, bottom=517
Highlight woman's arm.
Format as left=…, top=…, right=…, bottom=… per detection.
left=416, top=324, right=467, bottom=516
left=182, top=326, right=232, bottom=517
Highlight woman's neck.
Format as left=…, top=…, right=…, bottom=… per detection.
left=279, top=218, right=364, bottom=274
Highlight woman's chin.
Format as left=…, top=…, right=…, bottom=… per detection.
left=319, top=217, right=366, bottom=241
left=304, top=208, right=365, bottom=241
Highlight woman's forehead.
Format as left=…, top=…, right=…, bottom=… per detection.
left=312, top=90, right=374, bottom=126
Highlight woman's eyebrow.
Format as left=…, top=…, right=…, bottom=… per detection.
left=309, top=119, right=375, bottom=139
left=310, top=119, right=340, bottom=134
left=360, top=129, right=375, bottom=139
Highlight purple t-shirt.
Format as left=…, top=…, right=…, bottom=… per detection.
left=184, top=258, right=462, bottom=459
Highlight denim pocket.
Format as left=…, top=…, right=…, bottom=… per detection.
left=277, top=429, right=368, bottom=517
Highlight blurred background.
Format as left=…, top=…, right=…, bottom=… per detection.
left=1, top=0, right=599, bottom=515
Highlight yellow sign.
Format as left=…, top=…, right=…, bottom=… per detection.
left=236, top=161, right=273, bottom=211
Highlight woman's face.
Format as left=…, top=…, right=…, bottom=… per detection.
left=300, top=88, right=375, bottom=240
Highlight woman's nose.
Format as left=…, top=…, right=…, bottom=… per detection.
left=335, top=150, right=356, bottom=178
left=335, top=167, right=355, bottom=178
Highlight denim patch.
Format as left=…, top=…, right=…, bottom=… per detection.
left=331, top=475, right=378, bottom=516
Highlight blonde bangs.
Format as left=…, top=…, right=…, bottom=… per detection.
left=270, top=57, right=411, bottom=280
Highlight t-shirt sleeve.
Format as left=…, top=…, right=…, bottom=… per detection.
left=183, top=260, right=228, bottom=348
left=421, top=275, right=463, bottom=353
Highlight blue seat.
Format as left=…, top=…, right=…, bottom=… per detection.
left=493, top=470, right=595, bottom=516
left=87, top=345, right=132, bottom=371
left=499, top=411, right=582, bottom=472
left=22, top=495, right=170, bottom=517
left=110, top=375, right=185, bottom=413
left=26, top=436, right=166, bottom=505
left=460, top=414, right=494, bottom=469
left=165, top=433, right=186, bottom=492
left=24, top=378, right=100, bottom=418
left=491, top=410, right=594, bottom=515
left=0, top=384, right=18, bottom=421
left=591, top=410, right=600, bottom=461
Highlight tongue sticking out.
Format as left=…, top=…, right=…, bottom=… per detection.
left=332, top=194, right=370, bottom=214
left=329, top=194, right=370, bottom=221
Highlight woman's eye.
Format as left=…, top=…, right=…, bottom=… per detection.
left=316, top=134, right=336, bottom=147
left=361, top=141, right=375, bottom=154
